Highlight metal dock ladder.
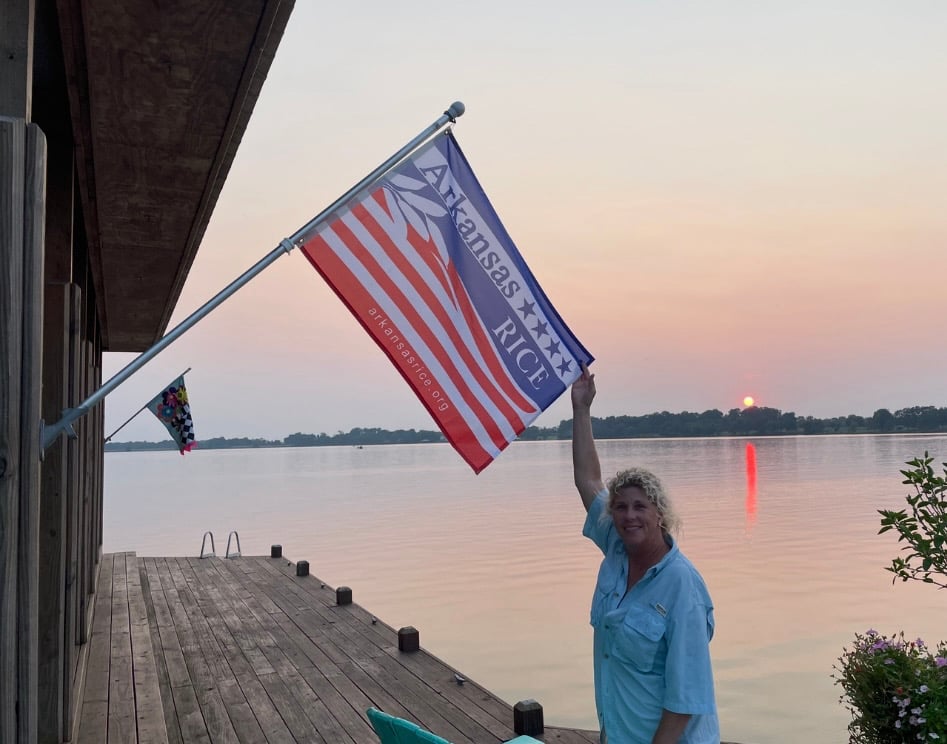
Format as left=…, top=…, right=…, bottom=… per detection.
left=225, top=531, right=241, bottom=558
left=199, top=531, right=215, bottom=558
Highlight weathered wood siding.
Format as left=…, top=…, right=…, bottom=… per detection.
left=0, top=116, right=46, bottom=744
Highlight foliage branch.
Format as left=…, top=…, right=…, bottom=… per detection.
left=879, top=453, right=947, bottom=589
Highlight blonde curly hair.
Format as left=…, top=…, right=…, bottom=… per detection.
left=606, top=467, right=681, bottom=536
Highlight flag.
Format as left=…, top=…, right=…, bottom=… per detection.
left=147, top=375, right=197, bottom=454
left=301, top=131, right=593, bottom=472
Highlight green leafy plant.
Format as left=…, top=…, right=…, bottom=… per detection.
left=879, top=453, right=947, bottom=589
left=834, top=455, right=947, bottom=741
left=834, top=630, right=947, bottom=742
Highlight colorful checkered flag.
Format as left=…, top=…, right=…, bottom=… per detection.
left=147, top=375, right=197, bottom=454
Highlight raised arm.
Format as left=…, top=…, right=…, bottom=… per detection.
left=572, top=364, right=604, bottom=512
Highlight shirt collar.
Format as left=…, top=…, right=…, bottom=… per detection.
left=615, top=534, right=679, bottom=578
left=645, top=534, right=679, bottom=579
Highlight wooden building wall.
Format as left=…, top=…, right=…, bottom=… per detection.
left=1, top=128, right=104, bottom=744
left=2, top=2, right=105, bottom=741
left=4, top=0, right=292, bottom=739
left=1, top=114, right=46, bottom=744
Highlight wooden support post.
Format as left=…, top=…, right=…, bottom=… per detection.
left=270, top=544, right=282, bottom=558
left=37, top=119, right=73, bottom=744
left=335, top=587, right=352, bottom=605
left=84, top=326, right=100, bottom=592
left=295, top=560, right=309, bottom=577
left=397, top=626, right=419, bottom=653
left=91, top=349, right=102, bottom=564
left=80, top=329, right=93, bottom=611
left=1, top=113, right=26, bottom=744
left=1, top=114, right=44, bottom=744
left=17, top=121, right=44, bottom=744
left=39, top=283, right=69, bottom=744
left=75, top=301, right=89, bottom=644
left=513, top=700, right=544, bottom=736
left=63, top=282, right=81, bottom=736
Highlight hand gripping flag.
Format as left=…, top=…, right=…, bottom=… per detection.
left=302, top=132, right=593, bottom=472
left=147, top=375, right=197, bottom=454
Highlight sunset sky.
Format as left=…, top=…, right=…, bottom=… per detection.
left=102, top=1, right=947, bottom=443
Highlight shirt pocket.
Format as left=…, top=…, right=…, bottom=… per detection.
left=613, top=606, right=667, bottom=672
left=590, top=559, right=622, bottom=627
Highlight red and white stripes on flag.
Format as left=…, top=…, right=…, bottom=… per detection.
left=301, top=132, right=592, bottom=472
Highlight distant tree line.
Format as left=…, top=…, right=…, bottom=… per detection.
left=104, top=405, right=947, bottom=452
left=282, top=428, right=444, bottom=447
left=105, top=427, right=445, bottom=452
left=519, top=405, right=947, bottom=440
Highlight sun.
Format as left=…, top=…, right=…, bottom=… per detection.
left=743, top=396, right=755, bottom=407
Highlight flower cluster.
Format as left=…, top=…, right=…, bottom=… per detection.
left=834, top=630, right=947, bottom=742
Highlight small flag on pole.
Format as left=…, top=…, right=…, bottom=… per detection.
left=147, top=375, right=197, bottom=454
left=301, top=131, right=593, bottom=472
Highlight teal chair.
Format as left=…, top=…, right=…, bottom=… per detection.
left=366, top=708, right=450, bottom=744
left=366, top=707, right=543, bottom=744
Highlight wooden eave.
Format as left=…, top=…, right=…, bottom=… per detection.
left=52, top=0, right=294, bottom=351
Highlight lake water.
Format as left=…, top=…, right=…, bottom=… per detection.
left=104, top=434, right=947, bottom=744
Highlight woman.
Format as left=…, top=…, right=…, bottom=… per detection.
left=572, top=365, right=719, bottom=744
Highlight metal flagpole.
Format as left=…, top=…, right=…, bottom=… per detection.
left=41, top=101, right=466, bottom=452
left=103, top=367, right=192, bottom=443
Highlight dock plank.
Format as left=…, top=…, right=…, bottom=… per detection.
left=160, top=557, right=246, bottom=744
left=108, top=553, right=136, bottom=744
left=187, top=557, right=378, bottom=742
left=81, top=553, right=603, bottom=744
left=161, top=557, right=295, bottom=744
left=209, top=556, right=476, bottom=741
left=218, top=560, right=417, bottom=724
left=251, top=556, right=512, bottom=743
left=181, top=557, right=360, bottom=744
left=149, top=558, right=216, bottom=744
left=141, top=559, right=183, bottom=744
left=76, top=553, right=113, bottom=744
left=127, top=554, right=169, bottom=744
left=172, top=557, right=322, bottom=744
left=245, top=556, right=603, bottom=743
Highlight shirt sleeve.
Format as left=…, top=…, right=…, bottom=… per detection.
left=662, top=591, right=717, bottom=715
left=581, top=488, right=612, bottom=555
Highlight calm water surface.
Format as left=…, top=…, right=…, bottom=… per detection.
left=104, top=435, right=947, bottom=744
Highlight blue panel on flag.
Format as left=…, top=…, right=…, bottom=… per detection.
left=384, top=133, right=593, bottom=408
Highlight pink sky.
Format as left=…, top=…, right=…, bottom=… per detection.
left=103, top=1, right=947, bottom=442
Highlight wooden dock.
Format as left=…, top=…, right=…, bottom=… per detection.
left=75, top=552, right=599, bottom=744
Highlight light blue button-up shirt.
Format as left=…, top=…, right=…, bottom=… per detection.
left=583, top=491, right=719, bottom=744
